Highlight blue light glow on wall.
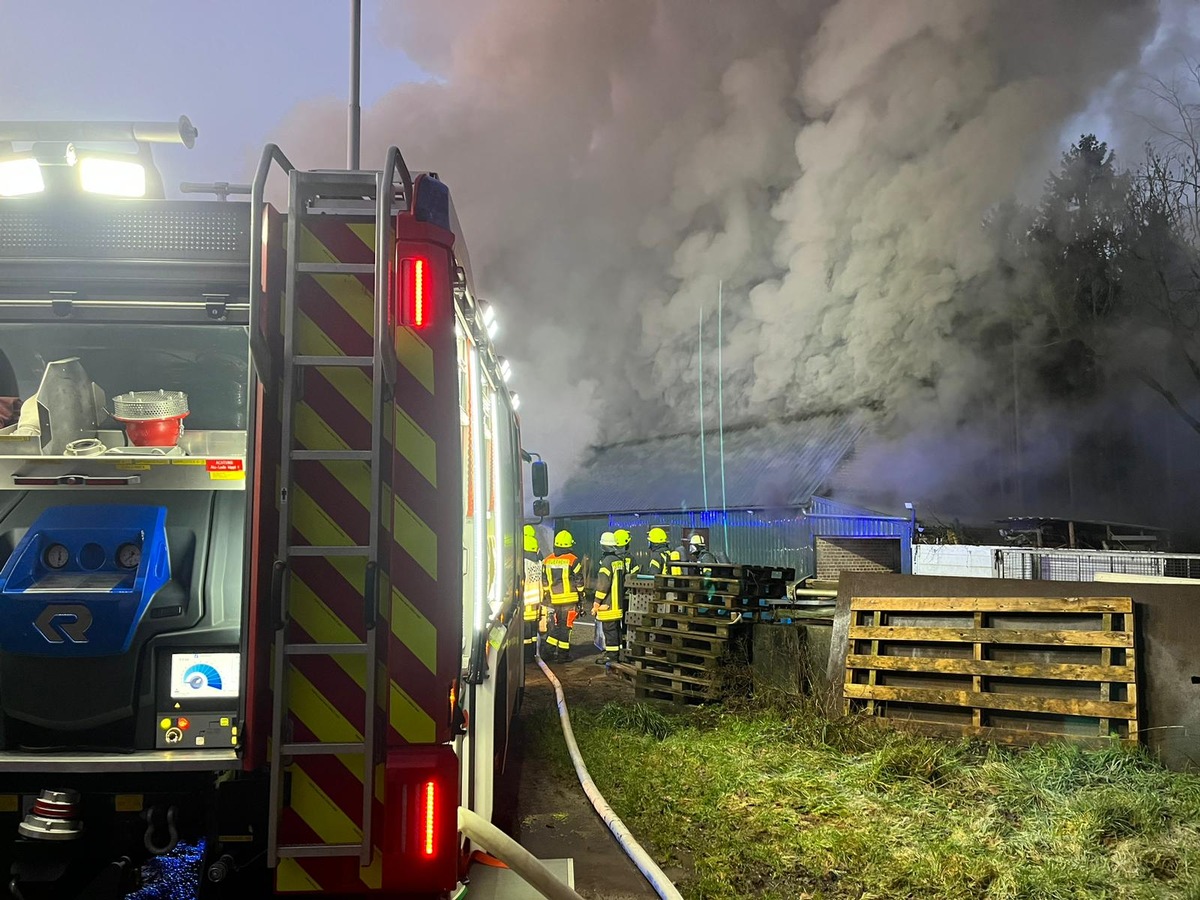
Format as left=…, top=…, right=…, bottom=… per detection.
left=554, top=497, right=913, bottom=576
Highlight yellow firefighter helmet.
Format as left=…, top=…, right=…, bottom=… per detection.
left=614, top=528, right=631, bottom=548
left=648, top=526, right=669, bottom=545
left=554, top=530, right=574, bottom=549
left=524, top=525, right=539, bottom=553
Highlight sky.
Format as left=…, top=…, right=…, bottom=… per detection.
left=3, top=0, right=1198, bottom=525
left=0, top=0, right=422, bottom=189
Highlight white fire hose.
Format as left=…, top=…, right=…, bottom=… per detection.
left=457, top=807, right=584, bottom=900
left=537, top=656, right=685, bottom=900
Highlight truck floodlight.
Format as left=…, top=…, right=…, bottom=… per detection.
left=0, top=156, right=43, bottom=196
left=79, top=156, right=147, bottom=197
left=510, top=392, right=520, bottom=411
left=499, top=358, right=512, bottom=382
left=481, top=303, right=496, bottom=328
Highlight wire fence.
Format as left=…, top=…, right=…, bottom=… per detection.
left=995, top=548, right=1200, bottom=581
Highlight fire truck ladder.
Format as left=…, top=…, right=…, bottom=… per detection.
left=266, top=153, right=411, bottom=867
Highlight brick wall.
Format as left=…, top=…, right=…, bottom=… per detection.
left=815, top=537, right=901, bottom=580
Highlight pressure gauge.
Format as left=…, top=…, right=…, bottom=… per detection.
left=44, top=544, right=70, bottom=569
left=117, top=543, right=142, bottom=570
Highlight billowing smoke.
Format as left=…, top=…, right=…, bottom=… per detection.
left=263, top=0, right=1183, bottom=520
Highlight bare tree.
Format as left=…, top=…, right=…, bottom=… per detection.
left=1140, top=60, right=1200, bottom=246
left=1124, top=60, right=1200, bottom=436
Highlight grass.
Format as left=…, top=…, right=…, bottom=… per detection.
left=528, top=695, right=1200, bottom=899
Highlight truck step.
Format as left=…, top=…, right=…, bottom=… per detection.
left=297, top=263, right=376, bottom=275
left=281, top=742, right=365, bottom=756
left=275, top=843, right=365, bottom=859
left=294, top=355, right=373, bottom=367
left=290, top=450, right=373, bottom=462
left=287, top=545, right=371, bottom=558
left=284, top=643, right=368, bottom=656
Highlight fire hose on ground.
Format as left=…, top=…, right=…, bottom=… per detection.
left=457, top=807, right=584, bottom=900
left=536, top=655, right=685, bottom=900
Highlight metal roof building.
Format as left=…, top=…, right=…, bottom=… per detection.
left=550, top=411, right=913, bottom=578
left=555, top=411, right=867, bottom=516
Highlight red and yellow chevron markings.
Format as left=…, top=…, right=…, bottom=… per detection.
left=274, top=211, right=461, bottom=893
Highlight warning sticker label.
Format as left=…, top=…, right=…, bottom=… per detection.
left=206, top=459, right=245, bottom=481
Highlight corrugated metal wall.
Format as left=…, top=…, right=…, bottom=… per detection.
left=549, top=498, right=914, bottom=579
left=552, top=510, right=815, bottom=576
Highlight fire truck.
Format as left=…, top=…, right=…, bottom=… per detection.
left=0, top=118, right=546, bottom=898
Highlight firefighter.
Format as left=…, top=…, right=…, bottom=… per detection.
left=674, top=533, right=718, bottom=575
left=522, top=525, right=545, bottom=662
left=614, top=528, right=639, bottom=577
left=592, top=531, right=626, bottom=664
left=591, top=532, right=616, bottom=655
left=543, top=530, right=583, bottom=662
left=688, top=533, right=719, bottom=569
left=613, top=528, right=638, bottom=654
left=647, top=526, right=672, bottom=576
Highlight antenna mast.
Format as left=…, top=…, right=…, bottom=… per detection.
left=348, top=0, right=362, bottom=169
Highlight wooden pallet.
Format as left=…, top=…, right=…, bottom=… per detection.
left=633, top=657, right=715, bottom=676
left=631, top=653, right=718, bottom=678
left=667, top=561, right=795, bottom=579
left=650, top=594, right=748, bottom=613
left=655, top=574, right=741, bottom=589
left=843, top=596, right=1139, bottom=744
left=659, top=566, right=792, bottom=600
left=655, top=586, right=742, bottom=600
left=669, top=561, right=740, bottom=574
left=641, top=612, right=732, bottom=635
left=630, top=642, right=721, bottom=668
left=635, top=667, right=718, bottom=693
left=631, top=626, right=728, bottom=654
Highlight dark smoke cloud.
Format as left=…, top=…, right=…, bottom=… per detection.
left=263, top=0, right=1185, bottom=518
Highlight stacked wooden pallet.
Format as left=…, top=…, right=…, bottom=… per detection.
left=629, top=561, right=789, bottom=703
left=842, top=595, right=1139, bottom=745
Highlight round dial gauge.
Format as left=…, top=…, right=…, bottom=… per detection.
left=116, top=543, right=142, bottom=569
left=44, top=544, right=70, bottom=569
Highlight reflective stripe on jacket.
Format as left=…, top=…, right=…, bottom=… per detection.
left=544, top=552, right=582, bottom=604
left=594, top=551, right=626, bottom=621
left=670, top=547, right=685, bottom=576
left=648, top=548, right=671, bottom=575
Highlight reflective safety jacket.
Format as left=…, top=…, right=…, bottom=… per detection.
left=594, top=551, right=627, bottom=621
left=648, top=547, right=672, bottom=576
left=543, top=551, right=583, bottom=605
left=669, top=547, right=685, bottom=576
left=623, top=553, right=640, bottom=579
left=523, top=553, right=544, bottom=622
